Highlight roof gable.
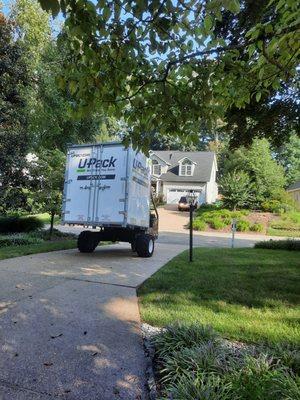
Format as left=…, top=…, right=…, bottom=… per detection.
left=150, top=150, right=216, bottom=182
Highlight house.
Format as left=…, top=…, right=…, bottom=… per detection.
left=150, top=150, right=218, bottom=205
left=287, top=180, right=300, bottom=206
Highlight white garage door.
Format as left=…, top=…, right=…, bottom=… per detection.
left=167, top=189, right=188, bottom=204
left=166, top=188, right=204, bottom=204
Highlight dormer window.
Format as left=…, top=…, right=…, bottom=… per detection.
left=152, top=159, right=161, bottom=176
left=180, top=158, right=193, bottom=176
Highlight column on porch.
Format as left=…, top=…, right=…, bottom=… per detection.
left=156, top=179, right=161, bottom=194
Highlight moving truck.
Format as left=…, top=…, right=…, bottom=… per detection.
left=62, top=142, right=158, bottom=257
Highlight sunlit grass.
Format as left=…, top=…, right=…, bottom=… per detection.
left=138, top=248, right=300, bottom=346
left=0, top=240, right=77, bottom=261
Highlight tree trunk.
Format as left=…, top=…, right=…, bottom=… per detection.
left=49, top=211, right=55, bottom=240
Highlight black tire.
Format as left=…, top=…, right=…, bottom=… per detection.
left=131, top=241, right=137, bottom=252
left=136, top=234, right=154, bottom=258
left=77, top=231, right=99, bottom=253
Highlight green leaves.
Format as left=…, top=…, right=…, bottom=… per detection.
left=224, top=0, right=240, bottom=14
left=38, top=0, right=60, bottom=16
left=35, top=0, right=299, bottom=149
left=204, top=15, right=213, bottom=32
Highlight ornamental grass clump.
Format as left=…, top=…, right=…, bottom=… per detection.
left=193, top=219, right=207, bottom=231
left=152, top=323, right=300, bottom=400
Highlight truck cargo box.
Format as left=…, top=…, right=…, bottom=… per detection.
left=62, top=142, right=151, bottom=228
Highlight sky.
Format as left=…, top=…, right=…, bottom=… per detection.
left=2, top=0, right=11, bottom=14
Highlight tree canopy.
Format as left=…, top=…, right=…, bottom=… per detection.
left=219, top=138, right=286, bottom=207
left=0, top=12, right=30, bottom=212
left=38, top=0, right=299, bottom=150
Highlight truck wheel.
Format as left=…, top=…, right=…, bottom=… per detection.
left=77, top=231, right=99, bottom=253
left=136, top=234, right=154, bottom=258
left=131, top=241, right=137, bottom=252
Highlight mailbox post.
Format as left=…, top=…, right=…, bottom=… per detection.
left=189, top=190, right=198, bottom=262
left=231, top=218, right=237, bottom=248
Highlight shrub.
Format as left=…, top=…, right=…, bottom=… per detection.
left=236, top=220, right=250, bottom=232
left=219, top=170, right=253, bottom=210
left=0, top=216, right=44, bottom=233
left=250, top=223, right=264, bottom=232
left=193, top=219, right=207, bottom=231
left=0, top=234, right=43, bottom=247
left=261, top=200, right=282, bottom=213
left=198, top=203, right=221, bottom=212
left=254, top=239, right=300, bottom=251
left=281, top=211, right=300, bottom=224
left=217, top=209, right=232, bottom=219
left=210, top=217, right=227, bottom=230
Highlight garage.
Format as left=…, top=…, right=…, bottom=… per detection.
left=166, top=188, right=204, bottom=204
left=166, top=189, right=188, bottom=204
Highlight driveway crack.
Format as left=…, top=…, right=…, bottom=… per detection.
left=61, top=276, right=137, bottom=289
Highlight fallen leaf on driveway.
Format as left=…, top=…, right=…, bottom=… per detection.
left=50, top=333, right=63, bottom=339
left=43, top=362, right=53, bottom=367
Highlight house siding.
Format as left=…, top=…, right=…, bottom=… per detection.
left=150, top=150, right=218, bottom=205
left=288, top=188, right=300, bottom=205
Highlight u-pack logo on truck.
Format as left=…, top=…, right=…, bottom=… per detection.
left=78, top=156, right=117, bottom=169
left=133, top=158, right=150, bottom=177
left=76, top=156, right=117, bottom=181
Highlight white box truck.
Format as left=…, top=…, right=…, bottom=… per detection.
left=62, top=142, right=158, bottom=257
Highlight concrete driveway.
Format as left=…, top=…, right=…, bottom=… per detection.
left=1, top=207, right=261, bottom=399
left=0, top=243, right=186, bottom=400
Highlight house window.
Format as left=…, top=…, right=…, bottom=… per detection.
left=152, top=159, right=161, bottom=176
left=180, top=159, right=193, bottom=176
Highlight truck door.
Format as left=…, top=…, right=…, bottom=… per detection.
left=92, top=144, right=127, bottom=225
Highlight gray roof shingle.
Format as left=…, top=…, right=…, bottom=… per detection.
left=151, top=150, right=216, bottom=182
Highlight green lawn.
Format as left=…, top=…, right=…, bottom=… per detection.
left=0, top=240, right=77, bottom=261
left=267, top=227, right=300, bottom=237
left=31, top=213, right=61, bottom=225
left=138, top=248, right=300, bottom=346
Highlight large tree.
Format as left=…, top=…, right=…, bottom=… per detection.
left=220, top=138, right=286, bottom=207
left=38, top=0, right=299, bottom=150
left=275, top=133, right=300, bottom=186
left=12, top=0, right=103, bottom=152
left=0, top=12, right=30, bottom=213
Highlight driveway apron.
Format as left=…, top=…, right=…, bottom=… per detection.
left=0, top=243, right=185, bottom=400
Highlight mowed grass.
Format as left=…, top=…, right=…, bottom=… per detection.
left=267, top=227, right=300, bottom=237
left=138, top=248, right=300, bottom=346
left=0, top=240, right=77, bottom=261
left=30, top=213, right=60, bottom=225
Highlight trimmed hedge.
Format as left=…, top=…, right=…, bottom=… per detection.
left=0, top=216, right=44, bottom=233
left=254, top=239, right=300, bottom=251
